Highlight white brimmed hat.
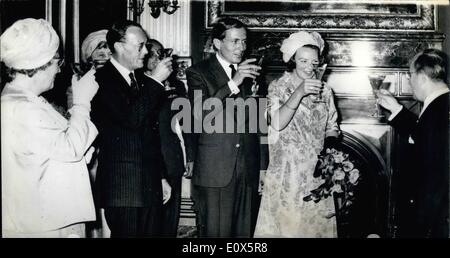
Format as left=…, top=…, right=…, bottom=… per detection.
left=280, top=31, right=324, bottom=63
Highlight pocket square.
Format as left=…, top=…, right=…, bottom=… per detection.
left=408, top=135, right=415, bottom=144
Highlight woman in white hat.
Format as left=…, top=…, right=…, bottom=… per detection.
left=254, top=31, right=340, bottom=237
left=80, top=29, right=111, bottom=71
left=67, top=29, right=111, bottom=109
left=1, top=18, right=99, bottom=237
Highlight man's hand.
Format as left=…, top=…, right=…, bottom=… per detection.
left=184, top=161, right=194, bottom=179
left=151, top=57, right=173, bottom=83
left=233, top=58, right=261, bottom=86
left=161, top=179, right=172, bottom=205
left=377, top=89, right=402, bottom=113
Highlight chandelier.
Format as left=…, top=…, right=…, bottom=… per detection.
left=148, top=0, right=179, bottom=18
left=129, top=0, right=180, bottom=19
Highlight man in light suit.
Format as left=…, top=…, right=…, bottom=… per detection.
left=377, top=48, right=449, bottom=238
left=185, top=17, right=264, bottom=237
left=91, top=20, right=172, bottom=237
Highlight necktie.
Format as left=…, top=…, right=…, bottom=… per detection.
left=229, top=64, right=236, bottom=78
left=129, top=72, right=139, bottom=92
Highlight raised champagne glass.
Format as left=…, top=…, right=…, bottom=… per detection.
left=250, top=54, right=264, bottom=97
left=158, top=48, right=174, bottom=91
left=312, top=63, right=327, bottom=103
left=368, top=74, right=386, bottom=118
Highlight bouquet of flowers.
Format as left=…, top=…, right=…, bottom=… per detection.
left=303, top=148, right=361, bottom=216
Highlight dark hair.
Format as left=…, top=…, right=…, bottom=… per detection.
left=143, top=39, right=164, bottom=67
left=210, top=18, right=246, bottom=50
left=286, top=44, right=321, bottom=72
left=106, top=20, right=143, bottom=54
left=412, top=48, right=448, bottom=83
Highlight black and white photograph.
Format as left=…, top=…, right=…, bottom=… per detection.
left=1, top=0, right=449, bottom=254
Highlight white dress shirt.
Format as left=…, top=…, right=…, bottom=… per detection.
left=215, top=53, right=240, bottom=95
left=110, top=56, right=133, bottom=86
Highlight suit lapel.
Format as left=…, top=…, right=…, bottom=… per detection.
left=414, top=92, right=449, bottom=140
left=101, top=61, right=132, bottom=95
left=208, top=56, right=230, bottom=90
left=417, top=92, right=449, bottom=124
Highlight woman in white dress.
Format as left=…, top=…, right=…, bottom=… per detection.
left=254, top=31, right=340, bottom=238
left=1, top=18, right=99, bottom=237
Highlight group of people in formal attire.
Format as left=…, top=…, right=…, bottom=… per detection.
left=1, top=16, right=448, bottom=238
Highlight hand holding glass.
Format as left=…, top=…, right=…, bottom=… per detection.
left=368, top=74, right=387, bottom=118
left=251, top=55, right=264, bottom=97
left=312, top=64, right=327, bottom=103
left=158, top=48, right=173, bottom=60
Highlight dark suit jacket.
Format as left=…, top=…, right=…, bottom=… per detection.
left=144, top=74, right=187, bottom=179
left=92, top=61, right=167, bottom=208
left=390, top=92, right=449, bottom=237
left=186, top=55, right=262, bottom=188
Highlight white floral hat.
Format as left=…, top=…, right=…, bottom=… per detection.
left=280, top=31, right=324, bottom=63
left=81, top=29, right=108, bottom=64
left=1, top=18, right=59, bottom=69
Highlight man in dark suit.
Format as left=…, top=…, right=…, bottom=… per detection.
left=142, top=39, right=189, bottom=237
left=91, top=20, right=173, bottom=237
left=377, top=48, right=449, bottom=238
left=185, top=17, right=264, bottom=237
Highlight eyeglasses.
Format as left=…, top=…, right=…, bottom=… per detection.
left=120, top=40, right=146, bottom=52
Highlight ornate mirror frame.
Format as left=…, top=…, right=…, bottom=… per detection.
left=206, top=0, right=438, bottom=32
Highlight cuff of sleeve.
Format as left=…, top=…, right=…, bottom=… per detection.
left=228, top=80, right=240, bottom=95
left=388, top=105, right=403, bottom=121
left=325, top=130, right=340, bottom=138
left=69, top=103, right=91, bottom=117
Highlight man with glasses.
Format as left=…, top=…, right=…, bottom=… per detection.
left=185, top=17, right=264, bottom=237
left=1, top=18, right=99, bottom=237
left=91, top=20, right=172, bottom=237
left=377, top=48, right=449, bottom=238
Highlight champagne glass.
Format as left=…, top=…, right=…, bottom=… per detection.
left=158, top=48, right=174, bottom=90
left=368, top=74, right=386, bottom=118
left=71, top=63, right=84, bottom=80
left=250, top=54, right=264, bottom=97
left=312, top=63, right=327, bottom=103
left=158, top=48, right=173, bottom=60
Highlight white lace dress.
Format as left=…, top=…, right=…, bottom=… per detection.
left=254, top=72, right=339, bottom=238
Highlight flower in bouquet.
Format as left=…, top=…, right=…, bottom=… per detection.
left=303, top=148, right=361, bottom=217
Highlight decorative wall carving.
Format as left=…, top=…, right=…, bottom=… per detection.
left=206, top=0, right=437, bottom=32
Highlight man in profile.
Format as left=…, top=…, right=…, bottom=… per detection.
left=91, top=20, right=172, bottom=237
left=377, top=48, right=449, bottom=238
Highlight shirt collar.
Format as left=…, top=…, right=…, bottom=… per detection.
left=143, top=72, right=164, bottom=87
left=110, top=56, right=133, bottom=85
left=216, top=53, right=236, bottom=79
left=420, top=87, right=450, bottom=118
